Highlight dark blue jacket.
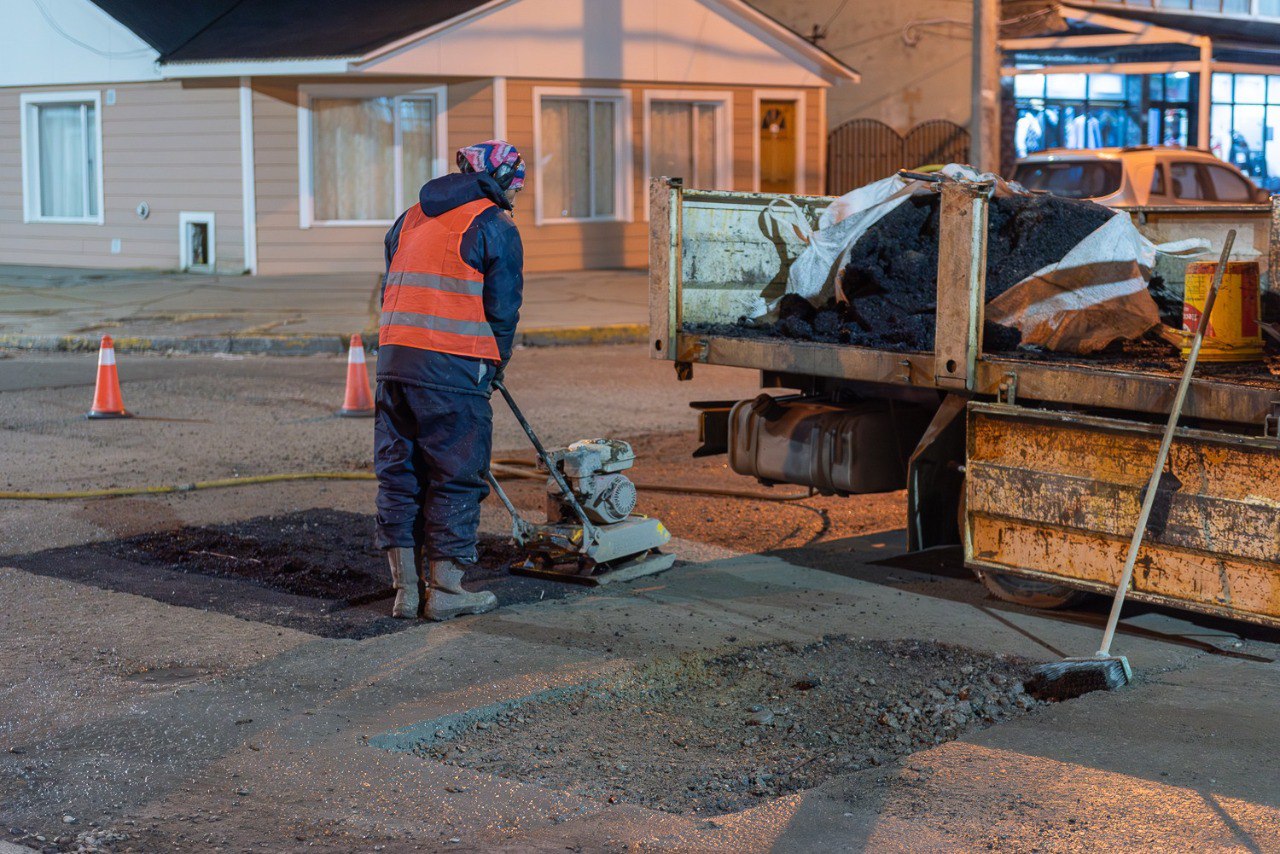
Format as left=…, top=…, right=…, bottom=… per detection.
left=377, top=172, right=524, bottom=396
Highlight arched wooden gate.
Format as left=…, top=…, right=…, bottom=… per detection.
left=826, top=119, right=971, bottom=195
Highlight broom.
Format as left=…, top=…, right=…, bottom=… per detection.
left=1029, top=229, right=1237, bottom=701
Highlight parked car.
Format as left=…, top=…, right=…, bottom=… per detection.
left=1013, top=146, right=1269, bottom=207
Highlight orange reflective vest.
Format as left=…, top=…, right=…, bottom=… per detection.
left=380, top=198, right=501, bottom=361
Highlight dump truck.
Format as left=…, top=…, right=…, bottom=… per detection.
left=649, top=176, right=1280, bottom=626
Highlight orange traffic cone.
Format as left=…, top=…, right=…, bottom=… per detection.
left=339, top=334, right=375, bottom=417
left=87, top=335, right=131, bottom=419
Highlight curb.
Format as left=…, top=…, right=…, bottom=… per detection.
left=0, top=334, right=346, bottom=356
left=0, top=324, right=649, bottom=356
left=516, top=323, right=648, bottom=347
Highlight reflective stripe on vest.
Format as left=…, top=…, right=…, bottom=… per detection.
left=380, top=198, right=500, bottom=361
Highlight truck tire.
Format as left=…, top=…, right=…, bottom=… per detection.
left=975, top=570, right=1090, bottom=610
left=959, top=474, right=1088, bottom=610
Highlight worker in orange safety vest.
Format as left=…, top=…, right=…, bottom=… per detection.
left=375, top=141, right=525, bottom=620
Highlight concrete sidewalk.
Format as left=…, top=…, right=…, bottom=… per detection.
left=0, top=265, right=649, bottom=354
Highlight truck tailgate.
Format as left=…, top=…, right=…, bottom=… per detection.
left=965, top=402, right=1280, bottom=627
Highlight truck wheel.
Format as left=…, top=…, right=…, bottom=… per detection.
left=976, top=570, right=1090, bottom=610
left=959, top=475, right=1088, bottom=610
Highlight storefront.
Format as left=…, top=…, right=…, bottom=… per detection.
left=1012, top=68, right=1280, bottom=191
left=1210, top=72, right=1280, bottom=190
left=1003, top=3, right=1280, bottom=191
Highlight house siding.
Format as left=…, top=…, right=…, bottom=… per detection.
left=252, top=77, right=495, bottom=276
left=255, top=76, right=828, bottom=276
left=508, top=79, right=825, bottom=273
left=0, top=79, right=245, bottom=272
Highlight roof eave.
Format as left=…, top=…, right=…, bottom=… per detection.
left=159, top=57, right=357, bottom=77
left=354, top=0, right=860, bottom=83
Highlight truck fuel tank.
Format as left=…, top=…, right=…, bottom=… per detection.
left=728, top=395, right=934, bottom=495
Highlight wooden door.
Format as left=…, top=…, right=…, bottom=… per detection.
left=759, top=100, right=797, bottom=193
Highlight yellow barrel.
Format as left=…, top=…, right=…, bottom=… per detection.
left=1181, top=260, right=1264, bottom=362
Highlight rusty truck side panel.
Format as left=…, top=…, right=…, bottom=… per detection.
left=965, top=403, right=1280, bottom=627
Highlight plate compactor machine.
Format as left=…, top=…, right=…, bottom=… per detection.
left=485, top=381, right=676, bottom=585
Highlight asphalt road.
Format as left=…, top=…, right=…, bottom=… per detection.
left=1, top=344, right=1279, bottom=852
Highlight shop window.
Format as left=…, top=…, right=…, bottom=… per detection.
left=1210, top=73, right=1279, bottom=190
left=1046, top=74, right=1086, bottom=100
left=1237, top=76, right=1267, bottom=105
left=1014, top=74, right=1045, bottom=99
left=1089, top=74, right=1124, bottom=100
left=1212, top=74, right=1234, bottom=104
left=1164, top=73, right=1191, bottom=103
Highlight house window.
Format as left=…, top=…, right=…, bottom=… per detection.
left=21, top=92, right=103, bottom=223
left=648, top=100, right=724, bottom=189
left=537, top=91, right=629, bottom=222
left=302, top=89, right=446, bottom=226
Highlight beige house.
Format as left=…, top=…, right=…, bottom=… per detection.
left=0, top=0, right=856, bottom=276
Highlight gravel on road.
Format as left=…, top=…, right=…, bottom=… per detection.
left=411, top=635, right=1044, bottom=816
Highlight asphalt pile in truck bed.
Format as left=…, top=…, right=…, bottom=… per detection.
left=691, top=192, right=1115, bottom=353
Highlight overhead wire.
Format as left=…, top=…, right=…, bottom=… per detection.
left=31, top=0, right=154, bottom=58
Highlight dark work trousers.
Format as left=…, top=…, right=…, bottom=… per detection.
left=373, top=380, right=493, bottom=562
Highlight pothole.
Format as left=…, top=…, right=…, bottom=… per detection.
left=10, top=509, right=583, bottom=639
left=391, top=635, right=1046, bottom=816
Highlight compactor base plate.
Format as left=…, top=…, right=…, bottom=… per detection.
left=511, top=550, right=676, bottom=587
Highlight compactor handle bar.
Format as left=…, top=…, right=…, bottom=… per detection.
left=491, top=379, right=598, bottom=539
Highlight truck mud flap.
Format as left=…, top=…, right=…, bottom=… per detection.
left=965, top=402, right=1280, bottom=627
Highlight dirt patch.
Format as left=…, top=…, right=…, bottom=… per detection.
left=8, top=509, right=580, bottom=639
left=403, top=635, right=1042, bottom=816
left=688, top=192, right=1114, bottom=353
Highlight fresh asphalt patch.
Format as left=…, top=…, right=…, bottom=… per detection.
left=378, top=635, right=1047, bottom=817
left=7, top=508, right=584, bottom=639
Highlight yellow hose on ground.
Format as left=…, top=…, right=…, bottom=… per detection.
left=0, top=472, right=376, bottom=500
left=0, top=462, right=814, bottom=503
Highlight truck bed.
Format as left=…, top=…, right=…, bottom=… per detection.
left=652, top=181, right=1280, bottom=428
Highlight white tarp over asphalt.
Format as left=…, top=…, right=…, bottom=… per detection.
left=772, top=164, right=1208, bottom=354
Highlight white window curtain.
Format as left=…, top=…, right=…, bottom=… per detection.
left=649, top=101, right=719, bottom=189
left=541, top=96, right=619, bottom=220
left=310, top=94, right=438, bottom=223
left=32, top=101, right=98, bottom=220
left=399, top=98, right=437, bottom=212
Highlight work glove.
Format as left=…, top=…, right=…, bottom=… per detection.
left=492, top=359, right=508, bottom=386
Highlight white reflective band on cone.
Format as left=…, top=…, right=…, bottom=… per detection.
left=349, top=345, right=366, bottom=364
left=99, top=347, right=116, bottom=366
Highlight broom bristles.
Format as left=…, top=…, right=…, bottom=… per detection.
left=1026, top=656, right=1131, bottom=701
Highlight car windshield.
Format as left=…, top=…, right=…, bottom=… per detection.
left=1013, top=161, right=1123, bottom=199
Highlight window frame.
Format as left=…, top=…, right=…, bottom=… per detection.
left=20, top=90, right=105, bottom=225
left=297, top=84, right=449, bottom=229
left=641, top=90, right=733, bottom=220
left=532, top=86, right=634, bottom=226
